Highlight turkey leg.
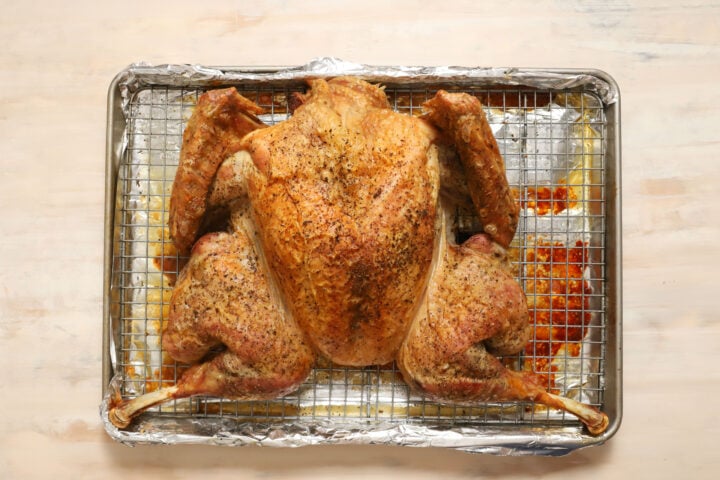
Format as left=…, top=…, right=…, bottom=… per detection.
left=397, top=215, right=609, bottom=435
left=398, top=91, right=609, bottom=435
left=109, top=221, right=314, bottom=428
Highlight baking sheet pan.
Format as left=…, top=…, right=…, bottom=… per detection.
left=101, top=58, right=622, bottom=455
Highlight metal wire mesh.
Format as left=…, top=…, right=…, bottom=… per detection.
left=111, top=82, right=608, bottom=429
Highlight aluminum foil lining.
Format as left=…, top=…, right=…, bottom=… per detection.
left=100, top=372, right=594, bottom=455
left=115, top=57, right=618, bottom=108
left=102, top=58, right=615, bottom=455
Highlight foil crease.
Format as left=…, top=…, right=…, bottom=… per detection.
left=101, top=375, right=593, bottom=455
left=115, top=57, right=618, bottom=109
left=103, top=59, right=615, bottom=455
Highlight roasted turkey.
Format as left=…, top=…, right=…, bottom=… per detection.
left=109, top=77, right=608, bottom=435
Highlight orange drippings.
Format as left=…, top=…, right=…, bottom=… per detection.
left=522, top=185, right=578, bottom=215
left=124, top=362, right=181, bottom=393
left=474, top=91, right=552, bottom=109
left=257, top=91, right=303, bottom=114
left=144, top=365, right=179, bottom=393
left=152, top=240, right=187, bottom=287
left=523, top=240, right=592, bottom=390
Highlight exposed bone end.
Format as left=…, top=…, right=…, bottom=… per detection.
left=108, top=406, right=132, bottom=429
left=586, top=410, right=610, bottom=436
left=537, top=390, right=610, bottom=436
left=108, top=385, right=180, bottom=429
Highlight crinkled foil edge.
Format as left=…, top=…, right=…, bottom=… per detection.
left=100, top=376, right=593, bottom=455
left=114, top=57, right=618, bottom=111
left=102, top=57, right=615, bottom=455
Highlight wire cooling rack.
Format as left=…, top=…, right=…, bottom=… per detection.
left=109, top=80, right=610, bottom=433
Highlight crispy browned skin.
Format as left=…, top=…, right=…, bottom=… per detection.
left=397, top=92, right=531, bottom=395
left=397, top=232, right=532, bottom=400
left=397, top=92, right=535, bottom=402
left=243, top=77, right=439, bottom=366
left=169, top=88, right=266, bottom=254
left=164, top=217, right=314, bottom=398
left=423, top=91, right=519, bottom=249
left=109, top=214, right=314, bottom=428
left=398, top=93, right=608, bottom=434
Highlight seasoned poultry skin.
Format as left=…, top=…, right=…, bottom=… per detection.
left=169, top=88, right=266, bottom=255
left=163, top=207, right=314, bottom=399
left=241, top=78, right=440, bottom=366
left=109, top=77, right=608, bottom=435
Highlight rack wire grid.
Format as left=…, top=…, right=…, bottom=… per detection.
left=111, top=82, right=607, bottom=429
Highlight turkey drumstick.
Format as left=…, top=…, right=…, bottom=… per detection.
left=398, top=91, right=609, bottom=435
left=109, top=220, right=315, bottom=428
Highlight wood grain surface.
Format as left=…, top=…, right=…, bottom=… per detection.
left=1, top=0, right=719, bottom=478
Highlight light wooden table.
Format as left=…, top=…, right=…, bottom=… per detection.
left=1, top=1, right=718, bottom=478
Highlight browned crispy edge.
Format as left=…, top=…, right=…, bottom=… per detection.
left=169, top=88, right=266, bottom=255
